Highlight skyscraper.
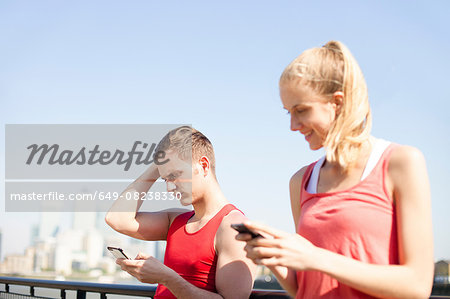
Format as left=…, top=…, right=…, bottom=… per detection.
left=154, top=241, right=166, bottom=262
left=38, top=212, right=61, bottom=240
left=0, top=228, right=3, bottom=262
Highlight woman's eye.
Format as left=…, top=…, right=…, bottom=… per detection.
left=286, top=108, right=306, bottom=115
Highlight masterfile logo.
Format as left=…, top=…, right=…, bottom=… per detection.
left=5, top=124, right=192, bottom=212
left=25, top=141, right=169, bottom=171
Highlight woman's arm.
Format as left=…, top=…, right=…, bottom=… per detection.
left=266, top=266, right=297, bottom=297
left=264, top=167, right=308, bottom=296
left=244, top=145, right=434, bottom=298
left=289, top=167, right=307, bottom=232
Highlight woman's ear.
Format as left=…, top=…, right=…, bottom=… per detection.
left=332, top=91, right=344, bottom=115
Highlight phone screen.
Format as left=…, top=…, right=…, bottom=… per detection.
left=107, top=246, right=130, bottom=259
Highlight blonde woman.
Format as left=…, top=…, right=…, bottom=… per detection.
left=237, top=41, right=434, bottom=298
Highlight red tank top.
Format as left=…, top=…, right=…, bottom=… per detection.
left=154, top=204, right=242, bottom=298
left=296, top=144, right=399, bottom=298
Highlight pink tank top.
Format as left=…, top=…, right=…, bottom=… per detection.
left=296, top=144, right=399, bottom=298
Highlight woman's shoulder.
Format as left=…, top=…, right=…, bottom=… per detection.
left=389, top=144, right=426, bottom=170
left=289, top=165, right=309, bottom=189
left=387, top=144, right=428, bottom=190
left=289, top=157, right=324, bottom=189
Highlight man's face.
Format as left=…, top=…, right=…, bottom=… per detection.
left=157, top=151, right=194, bottom=206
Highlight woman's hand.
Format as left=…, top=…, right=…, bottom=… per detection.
left=236, top=221, right=319, bottom=271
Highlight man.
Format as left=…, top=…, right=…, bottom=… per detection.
left=105, top=126, right=256, bottom=298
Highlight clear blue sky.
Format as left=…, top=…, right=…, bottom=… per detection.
left=1, top=1, right=449, bottom=261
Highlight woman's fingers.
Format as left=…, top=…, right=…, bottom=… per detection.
left=245, top=246, right=284, bottom=267
left=135, top=252, right=150, bottom=260
left=235, top=232, right=253, bottom=241
left=244, top=243, right=282, bottom=259
left=256, top=256, right=282, bottom=267
left=246, top=236, right=284, bottom=248
left=244, top=221, right=290, bottom=239
left=117, top=259, right=141, bottom=270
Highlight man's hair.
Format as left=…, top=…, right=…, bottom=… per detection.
left=155, top=126, right=216, bottom=175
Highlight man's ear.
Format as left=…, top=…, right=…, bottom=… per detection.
left=332, top=91, right=344, bottom=115
left=198, top=156, right=210, bottom=177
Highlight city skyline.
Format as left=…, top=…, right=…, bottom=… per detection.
left=0, top=210, right=158, bottom=278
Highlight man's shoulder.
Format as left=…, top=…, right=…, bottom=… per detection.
left=221, top=208, right=247, bottom=226
left=167, top=208, right=193, bottom=227
left=215, top=208, right=247, bottom=245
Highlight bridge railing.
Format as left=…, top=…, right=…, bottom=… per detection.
left=1, top=276, right=449, bottom=299
left=0, top=276, right=289, bottom=298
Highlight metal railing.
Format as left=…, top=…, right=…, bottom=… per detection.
left=0, top=276, right=289, bottom=299
left=1, top=276, right=449, bottom=298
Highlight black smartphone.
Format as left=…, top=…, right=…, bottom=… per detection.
left=107, top=246, right=130, bottom=259
left=231, top=223, right=264, bottom=239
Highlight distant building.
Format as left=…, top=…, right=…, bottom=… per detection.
left=124, top=238, right=152, bottom=260
left=0, top=228, right=2, bottom=262
left=0, top=247, right=34, bottom=275
left=85, top=230, right=103, bottom=268
left=154, top=241, right=166, bottom=262
left=33, top=239, right=55, bottom=272
left=39, top=212, right=60, bottom=240
left=30, top=224, right=39, bottom=245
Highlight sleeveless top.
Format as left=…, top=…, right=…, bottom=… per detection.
left=154, top=204, right=243, bottom=298
left=296, top=140, right=399, bottom=299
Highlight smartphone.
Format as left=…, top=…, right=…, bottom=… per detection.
left=107, top=246, right=130, bottom=259
left=231, top=223, right=264, bottom=239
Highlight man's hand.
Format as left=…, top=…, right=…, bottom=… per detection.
left=116, top=252, right=174, bottom=284
left=105, top=163, right=187, bottom=241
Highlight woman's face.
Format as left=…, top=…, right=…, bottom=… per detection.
left=280, top=81, right=339, bottom=150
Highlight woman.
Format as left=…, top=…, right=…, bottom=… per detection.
left=238, top=41, right=434, bottom=298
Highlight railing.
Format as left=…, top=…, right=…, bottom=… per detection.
left=0, top=276, right=289, bottom=298
left=1, top=276, right=449, bottom=299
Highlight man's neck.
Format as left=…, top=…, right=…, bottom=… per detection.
left=191, top=180, right=228, bottom=221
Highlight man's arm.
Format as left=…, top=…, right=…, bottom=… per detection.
left=161, top=210, right=256, bottom=298
left=105, top=163, right=187, bottom=241
left=213, top=210, right=257, bottom=299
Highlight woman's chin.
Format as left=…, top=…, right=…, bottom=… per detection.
left=308, top=143, right=323, bottom=151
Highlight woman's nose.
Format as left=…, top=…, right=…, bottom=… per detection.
left=290, top=115, right=302, bottom=132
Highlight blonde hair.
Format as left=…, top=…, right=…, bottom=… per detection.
left=155, top=126, right=216, bottom=175
left=280, top=40, right=372, bottom=170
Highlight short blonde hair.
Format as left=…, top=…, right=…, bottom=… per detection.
left=280, top=40, right=372, bottom=170
left=155, top=126, right=216, bottom=175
